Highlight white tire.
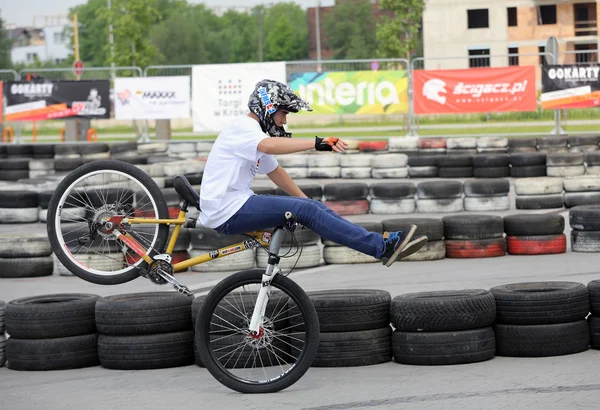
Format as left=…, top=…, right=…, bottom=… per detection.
left=417, top=198, right=463, bottom=213
left=138, top=143, right=169, bottom=154
left=152, top=177, right=166, bottom=188
left=477, top=148, right=508, bottom=153
left=401, top=240, right=446, bottom=261
left=54, top=154, right=80, bottom=159
left=340, top=153, right=373, bottom=168
left=29, top=170, right=56, bottom=178
left=29, top=159, right=54, bottom=170
left=84, top=152, right=111, bottom=159
left=286, top=167, right=309, bottom=179
left=323, top=245, right=379, bottom=264
left=547, top=165, right=585, bottom=177
left=308, top=167, right=341, bottom=178
left=477, top=137, right=508, bottom=148
left=276, top=154, right=308, bottom=168
left=40, top=207, right=86, bottom=223
left=191, top=248, right=255, bottom=272
left=563, top=176, right=600, bottom=192
left=177, top=152, right=198, bottom=159
left=0, top=233, right=52, bottom=257
left=146, top=164, right=166, bottom=177
left=257, top=244, right=321, bottom=269
left=307, top=154, right=339, bottom=167
left=587, top=166, right=600, bottom=175
left=196, top=151, right=212, bottom=158
left=370, top=198, right=416, bottom=214
left=409, top=166, right=438, bottom=178
left=341, top=167, right=372, bottom=179
left=0, top=208, right=38, bottom=223
left=388, top=136, right=419, bottom=150
left=53, top=253, right=73, bottom=276
left=570, top=145, right=599, bottom=153
left=514, top=177, right=564, bottom=195
left=539, top=147, right=569, bottom=154
left=371, top=153, right=408, bottom=168
left=169, top=142, right=196, bottom=154
left=446, top=138, right=477, bottom=149
left=464, top=196, right=510, bottom=211
left=372, top=167, right=409, bottom=179
left=195, top=141, right=214, bottom=152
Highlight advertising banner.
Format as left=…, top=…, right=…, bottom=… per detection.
left=192, top=62, right=286, bottom=133
left=541, top=65, right=600, bottom=109
left=289, top=71, right=409, bottom=114
left=4, top=80, right=110, bottom=121
left=114, top=76, right=191, bottom=120
left=413, top=66, right=537, bottom=114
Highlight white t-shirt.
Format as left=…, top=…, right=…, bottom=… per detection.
left=199, top=116, right=279, bottom=229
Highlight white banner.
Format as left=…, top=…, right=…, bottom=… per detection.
left=114, top=76, right=191, bottom=120
left=192, top=62, right=287, bottom=133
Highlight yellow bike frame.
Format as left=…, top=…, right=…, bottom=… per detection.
left=115, top=210, right=272, bottom=272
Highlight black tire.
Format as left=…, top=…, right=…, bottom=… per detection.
left=32, top=144, right=55, bottom=158
left=473, top=167, right=510, bottom=178
left=585, top=152, right=600, bottom=166
left=570, top=135, right=600, bottom=146
left=321, top=221, right=383, bottom=246
left=516, top=194, right=563, bottom=209
left=189, top=227, right=253, bottom=249
left=6, top=145, right=33, bottom=158
left=588, top=281, right=600, bottom=316
left=494, top=321, right=589, bottom=357
left=0, top=190, right=38, bottom=208
left=547, top=153, right=585, bottom=166
left=276, top=184, right=323, bottom=200
left=464, top=179, right=509, bottom=197
left=6, top=334, right=99, bottom=371
left=116, top=155, right=147, bottom=165
left=442, top=215, right=504, bottom=240
left=503, top=214, right=565, bottom=236
left=509, top=153, right=546, bottom=166
left=490, top=281, right=590, bottom=325
left=323, top=183, right=368, bottom=201
left=95, top=292, right=193, bottom=336
left=370, top=182, right=416, bottom=199
left=382, top=217, right=444, bottom=241
left=264, top=226, right=320, bottom=246
left=392, top=327, right=496, bottom=365
left=0, top=170, right=29, bottom=180
left=5, top=293, right=99, bottom=339
left=437, top=155, right=472, bottom=168
left=438, top=167, right=473, bottom=178
left=0, top=257, right=53, bottom=278
left=508, top=138, right=537, bottom=148
left=80, top=143, right=109, bottom=155
left=570, top=205, right=600, bottom=231
left=47, top=160, right=170, bottom=285
left=54, top=143, right=81, bottom=156
left=196, top=269, right=320, bottom=394
left=54, top=158, right=84, bottom=172
left=390, top=290, right=496, bottom=332
left=409, top=166, right=438, bottom=178
left=473, top=154, right=509, bottom=168
left=98, top=331, right=194, bottom=370
left=109, top=141, right=138, bottom=154
left=0, top=159, right=29, bottom=170
left=510, top=165, right=547, bottom=178
left=565, top=192, right=600, bottom=208
left=571, top=230, right=600, bottom=252
left=289, top=289, right=390, bottom=332
left=408, top=156, right=438, bottom=167
left=589, top=316, right=600, bottom=349
left=538, top=136, right=568, bottom=148
left=416, top=181, right=463, bottom=199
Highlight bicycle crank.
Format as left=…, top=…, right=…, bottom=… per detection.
left=156, top=269, right=194, bottom=297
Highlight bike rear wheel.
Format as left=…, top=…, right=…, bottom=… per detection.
left=196, top=269, right=319, bottom=393
left=47, top=160, right=170, bottom=285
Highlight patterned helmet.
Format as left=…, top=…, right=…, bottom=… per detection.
left=248, top=79, right=312, bottom=137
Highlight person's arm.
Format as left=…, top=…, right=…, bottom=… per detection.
left=267, top=165, right=308, bottom=198
left=258, top=136, right=348, bottom=155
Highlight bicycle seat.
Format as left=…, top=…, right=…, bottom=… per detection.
left=173, top=174, right=200, bottom=210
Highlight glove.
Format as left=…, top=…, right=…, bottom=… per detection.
left=315, top=136, right=339, bottom=151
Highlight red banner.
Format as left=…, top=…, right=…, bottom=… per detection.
left=413, top=66, right=537, bottom=114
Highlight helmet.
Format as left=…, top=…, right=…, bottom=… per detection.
left=248, top=79, right=312, bottom=137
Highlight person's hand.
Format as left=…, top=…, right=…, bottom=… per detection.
left=315, top=136, right=348, bottom=153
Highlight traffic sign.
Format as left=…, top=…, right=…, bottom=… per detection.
left=74, top=60, right=84, bottom=76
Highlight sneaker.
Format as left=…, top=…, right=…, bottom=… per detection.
left=381, top=225, right=428, bottom=267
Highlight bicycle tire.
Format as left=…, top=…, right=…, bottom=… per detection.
left=196, top=269, right=320, bottom=394
left=47, top=160, right=170, bottom=285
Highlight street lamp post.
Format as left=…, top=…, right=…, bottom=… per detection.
left=315, top=0, right=322, bottom=71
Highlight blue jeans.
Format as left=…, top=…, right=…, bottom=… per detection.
left=215, top=195, right=385, bottom=259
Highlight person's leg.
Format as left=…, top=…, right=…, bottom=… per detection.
left=217, top=195, right=385, bottom=258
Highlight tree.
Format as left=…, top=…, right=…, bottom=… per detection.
left=96, top=0, right=162, bottom=68
left=376, top=0, right=425, bottom=60
left=68, top=0, right=109, bottom=68
left=263, top=3, right=308, bottom=62
left=325, top=0, right=377, bottom=60
left=0, top=15, right=13, bottom=69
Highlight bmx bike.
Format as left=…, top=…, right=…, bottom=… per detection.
left=46, top=159, right=319, bottom=393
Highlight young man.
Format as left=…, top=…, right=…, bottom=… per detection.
left=193, top=79, right=427, bottom=266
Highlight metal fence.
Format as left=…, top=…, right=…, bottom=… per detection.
left=18, top=66, right=142, bottom=83
left=0, top=69, right=19, bottom=81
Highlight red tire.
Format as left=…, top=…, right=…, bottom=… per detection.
left=446, top=238, right=506, bottom=258
left=324, top=199, right=370, bottom=215
left=418, top=138, right=447, bottom=149
left=358, top=141, right=388, bottom=152
left=506, top=234, right=566, bottom=255
left=168, top=206, right=180, bottom=219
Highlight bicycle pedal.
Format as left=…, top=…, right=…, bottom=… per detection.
left=156, top=268, right=194, bottom=297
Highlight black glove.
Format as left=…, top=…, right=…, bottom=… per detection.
left=315, top=136, right=340, bottom=151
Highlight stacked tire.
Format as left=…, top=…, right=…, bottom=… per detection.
left=508, top=137, right=537, bottom=154
left=276, top=154, right=308, bottom=179
left=491, top=282, right=590, bottom=357
left=416, top=181, right=463, bottom=213
left=382, top=218, right=446, bottom=261
left=563, top=176, right=600, bottom=208
left=0, top=159, right=29, bottom=182
left=323, top=182, right=369, bottom=215
left=390, top=290, right=496, bottom=365
left=585, top=152, right=600, bottom=175
left=504, top=214, right=566, bottom=255
left=322, top=222, right=381, bottom=264
left=472, top=154, right=510, bottom=178
left=5, top=294, right=100, bottom=370
left=371, top=153, right=409, bottom=179
left=443, top=215, right=505, bottom=258
left=0, top=190, right=38, bottom=224
left=275, top=183, right=323, bottom=201
left=308, top=153, right=340, bottom=178
left=446, top=137, right=477, bottom=156
left=477, top=137, right=508, bottom=154
left=190, top=228, right=255, bottom=272
left=509, top=153, right=546, bottom=178
left=570, top=205, right=600, bottom=253
left=463, top=179, right=510, bottom=211
left=514, top=177, right=564, bottom=209
left=339, top=152, right=373, bottom=179
left=29, top=158, right=55, bottom=179
left=418, top=138, right=446, bottom=156
left=0, top=234, right=54, bottom=278
left=388, top=136, right=419, bottom=156
left=437, top=155, right=473, bottom=178
left=369, top=182, right=415, bottom=214
left=537, top=136, right=569, bottom=154
left=569, top=135, right=599, bottom=153
left=546, top=153, right=585, bottom=177
left=95, top=292, right=195, bottom=370
left=408, top=155, right=438, bottom=178
left=587, top=280, right=600, bottom=350
left=296, top=289, right=392, bottom=367
left=257, top=227, right=321, bottom=269
left=0, top=300, right=5, bottom=367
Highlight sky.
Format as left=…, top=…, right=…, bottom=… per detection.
left=0, top=0, right=335, bottom=27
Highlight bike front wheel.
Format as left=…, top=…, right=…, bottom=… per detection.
left=196, top=269, right=320, bottom=394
